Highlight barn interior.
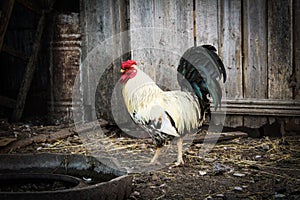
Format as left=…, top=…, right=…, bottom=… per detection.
left=0, top=0, right=299, bottom=199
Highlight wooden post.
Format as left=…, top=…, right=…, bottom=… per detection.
left=0, top=0, right=15, bottom=51
left=11, top=12, right=46, bottom=122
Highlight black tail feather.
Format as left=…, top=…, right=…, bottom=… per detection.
left=201, top=45, right=227, bottom=83
left=177, top=45, right=226, bottom=112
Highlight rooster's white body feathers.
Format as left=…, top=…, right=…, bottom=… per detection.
left=122, top=67, right=201, bottom=139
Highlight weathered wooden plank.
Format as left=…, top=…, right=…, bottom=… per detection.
left=84, top=0, right=112, bottom=51
left=79, top=0, right=91, bottom=122
left=295, top=0, right=300, bottom=100
left=220, top=99, right=300, bottom=117
left=153, top=0, right=194, bottom=90
left=243, top=0, right=267, bottom=99
left=267, top=0, right=293, bottom=99
left=81, top=0, right=131, bottom=123
left=196, top=0, right=218, bottom=47
left=130, top=0, right=155, bottom=78
left=0, top=0, right=15, bottom=51
left=195, top=0, right=228, bottom=128
left=0, top=137, right=17, bottom=148
left=219, top=0, right=242, bottom=98
left=242, top=0, right=268, bottom=128
left=219, top=0, right=243, bottom=127
left=110, top=0, right=132, bottom=125
left=82, top=0, right=114, bottom=121
left=118, top=0, right=130, bottom=61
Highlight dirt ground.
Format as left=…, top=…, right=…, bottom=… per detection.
left=0, top=119, right=299, bottom=200
left=130, top=136, right=300, bottom=200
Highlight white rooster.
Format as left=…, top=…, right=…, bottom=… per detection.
left=120, top=45, right=226, bottom=165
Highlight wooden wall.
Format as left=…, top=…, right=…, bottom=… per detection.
left=81, top=0, right=300, bottom=128
left=80, top=0, right=130, bottom=123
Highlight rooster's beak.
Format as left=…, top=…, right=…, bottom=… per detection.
left=120, top=69, right=125, bottom=73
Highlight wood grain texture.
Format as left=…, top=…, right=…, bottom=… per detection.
left=267, top=0, right=293, bottom=99
left=153, top=0, right=194, bottom=90
left=221, top=99, right=300, bottom=117
left=218, top=0, right=243, bottom=99
left=82, top=0, right=130, bottom=122
left=130, top=0, right=155, bottom=78
left=83, top=0, right=113, bottom=121
left=243, top=0, right=267, bottom=99
left=242, top=0, right=268, bottom=128
left=196, top=0, right=218, bottom=47
left=218, top=0, right=243, bottom=127
left=295, top=0, right=300, bottom=100
left=81, top=0, right=299, bottom=128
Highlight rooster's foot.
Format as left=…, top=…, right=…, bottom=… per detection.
left=149, top=160, right=161, bottom=165
left=174, top=159, right=184, bottom=166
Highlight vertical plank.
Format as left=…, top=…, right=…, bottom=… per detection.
left=196, top=0, right=218, bottom=47
left=153, top=0, right=194, bottom=90
left=219, top=0, right=243, bottom=99
left=295, top=0, right=300, bottom=100
left=0, top=0, right=15, bottom=51
left=243, top=0, right=267, bottom=99
left=118, top=0, right=130, bottom=61
left=243, top=0, right=268, bottom=128
left=267, top=0, right=293, bottom=99
left=130, top=0, right=155, bottom=78
left=110, top=0, right=132, bottom=124
left=219, top=0, right=243, bottom=127
left=82, top=0, right=131, bottom=122
left=79, top=0, right=89, bottom=119
left=84, top=0, right=113, bottom=121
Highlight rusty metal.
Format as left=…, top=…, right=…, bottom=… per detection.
left=48, top=13, right=82, bottom=123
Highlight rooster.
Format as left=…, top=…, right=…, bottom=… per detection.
left=120, top=45, right=226, bottom=166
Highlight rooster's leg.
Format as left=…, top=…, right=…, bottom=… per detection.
left=175, top=137, right=184, bottom=166
left=150, top=147, right=161, bottom=164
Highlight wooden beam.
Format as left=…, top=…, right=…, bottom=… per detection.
left=11, top=12, right=46, bottom=122
left=0, top=0, right=15, bottom=51
left=212, top=99, right=300, bottom=117
left=0, top=127, right=76, bottom=153
left=2, top=44, right=28, bottom=60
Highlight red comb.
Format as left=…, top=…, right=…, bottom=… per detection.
left=121, top=60, right=137, bottom=69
